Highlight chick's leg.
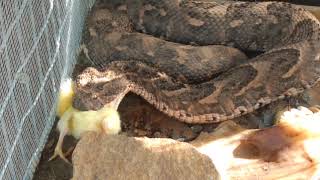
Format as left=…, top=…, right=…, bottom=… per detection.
left=49, top=107, right=74, bottom=163
left=64, top=146, right=75, bottom=157
left=49, top=128, right=70, bottom=163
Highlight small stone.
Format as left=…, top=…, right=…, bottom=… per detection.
left=182, top=128, right=197, bottom=141
left=191, top=125, right=203, bottom=133
left=144, top=123, right=152, bottom=131
left=136, top=129, right=148, bottom=136
left=153, top=131, right=163, bottom=138
left=171, top=131, right=181, bottom=140
left=134, top=121, right=139, bottom=128
left=176, top=138, right=187, bottom=142
left=202, top=124, right=219, bottom=133
left=160, top=129, right=171, bottom=137
left=260, top=111, right=275, bottom=128
left=153, top=131, right=161, bottom=137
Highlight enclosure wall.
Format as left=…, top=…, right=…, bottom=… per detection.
left=0, top=0, right=95, bottom=179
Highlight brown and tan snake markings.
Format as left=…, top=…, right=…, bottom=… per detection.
left=74, top=0, right=320, bottom=124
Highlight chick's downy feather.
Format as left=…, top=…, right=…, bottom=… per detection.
left=56, top=78, right=75, bottom=118
left=70, top=106, right=121, bottom=139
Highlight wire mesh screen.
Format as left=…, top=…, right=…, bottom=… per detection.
left=0, top=0, right=95, bottom=179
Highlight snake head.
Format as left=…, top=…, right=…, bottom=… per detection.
left=74, top=67, right=130, bottom=111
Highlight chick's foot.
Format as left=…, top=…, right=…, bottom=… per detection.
left=49, top=145, right=70, bottom=164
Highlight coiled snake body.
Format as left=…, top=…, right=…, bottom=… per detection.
left=74, top=0, right=320, bottom=123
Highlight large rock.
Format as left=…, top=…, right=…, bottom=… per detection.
left=72, top=133, right=219, bottom=180
left=191, top=112, right=320, bottom=180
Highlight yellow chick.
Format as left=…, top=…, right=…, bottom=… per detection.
left=50, top=78, right=122, bottom=163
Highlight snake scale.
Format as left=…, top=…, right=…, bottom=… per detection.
left=74, top=0, right=320, bottom=123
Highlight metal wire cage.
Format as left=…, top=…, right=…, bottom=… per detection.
left=0, top=0, right=95, bottom=179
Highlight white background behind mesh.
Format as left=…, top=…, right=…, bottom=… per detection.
left=0, top=0, right=95, bottom=179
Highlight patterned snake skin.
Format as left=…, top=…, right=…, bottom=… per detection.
left=74, top=0, right=320, bottom=123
